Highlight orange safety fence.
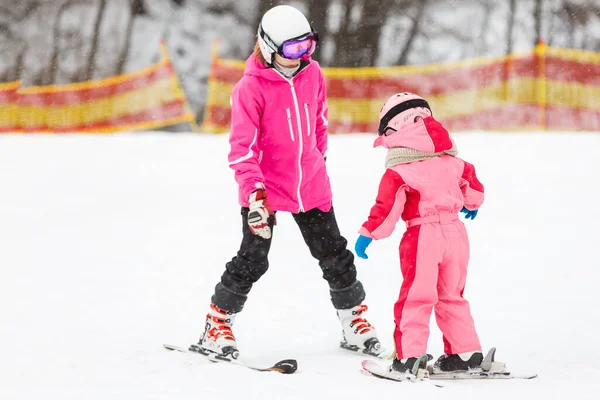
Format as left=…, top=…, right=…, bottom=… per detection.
left=201, top=41, right=600, bottom=134
left=0, top=41, right=195, bottom=133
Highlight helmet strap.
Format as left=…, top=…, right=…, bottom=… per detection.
left=258, top=24, right=277, bottom=65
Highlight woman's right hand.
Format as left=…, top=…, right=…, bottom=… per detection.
left=248, top=188, right=275, bottom=239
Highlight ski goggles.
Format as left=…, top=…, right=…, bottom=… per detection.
left=259, top=25, right=318, bottom=60
left=280, top=33, right=318, bottom=59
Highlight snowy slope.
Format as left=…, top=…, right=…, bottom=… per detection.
left=1, top=131, right=599, bottom=399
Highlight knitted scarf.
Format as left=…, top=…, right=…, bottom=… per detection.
left=385, top=143, right=458, bottom=168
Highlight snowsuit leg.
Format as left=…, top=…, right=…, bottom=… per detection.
left=434, top=221, right=481, bottom=354
left=393, top=223, right=440, bottom=359
left=211, top=208, right=275, bottom=313
left=293, top=207, right=366, bottom=309
left=393, top=218, right=481, bottom=359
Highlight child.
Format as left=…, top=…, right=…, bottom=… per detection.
left=191, top=5, right=381, bottom=360
left=355, top=92, right=485, bottom=374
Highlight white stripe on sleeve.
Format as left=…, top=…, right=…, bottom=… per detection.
left=229, top=129, right=258, bottom=166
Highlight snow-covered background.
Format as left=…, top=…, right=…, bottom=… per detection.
left=1, top=131, right=599, bottom=399
left=1, top=0, right=599, bottom=121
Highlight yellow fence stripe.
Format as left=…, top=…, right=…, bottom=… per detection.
left=545, top=46, right=600, bottom=64
left=546, top=80, right=600, bottom=109
left=323, top=52, right=532, bottom=78
left=327, top=79, right=536, bottom=124
left=207, top=80, right=234, bottom=109
left=0, top=104, right=20, bottom=127
left=18, top=60, right=170, bottom=94
left=199, top=121, right=230, bottom=134
left=0, top=81, right=21, bottom=91
left=18, top=76, right=183, bottom=129
left=217, top=59, right=246, bottom=70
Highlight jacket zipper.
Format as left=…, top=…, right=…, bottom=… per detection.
left=289, top=82, right=305, bottom=213
left=272, top=68, right=306, bottom=213
left=304, top=103, right=310, bottom=136
left=286, top=108, right=294, bottom=142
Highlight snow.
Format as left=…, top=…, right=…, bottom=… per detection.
left=1, top=131, right=599, bottom=399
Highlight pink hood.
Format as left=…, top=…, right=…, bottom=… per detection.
left=373, top=116, right=455, bottom=152
left=227, top=54, right=331, bottom=213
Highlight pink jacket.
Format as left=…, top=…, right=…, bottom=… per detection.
left=359, top=117, right=484, bottom=239
left=228, top=54, right=332, bottom=213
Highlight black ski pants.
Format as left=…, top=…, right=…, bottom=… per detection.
left=211, top=206, right=365, bottom=313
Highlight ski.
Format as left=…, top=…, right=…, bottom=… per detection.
left=162, top=344, right=298, bottom=374
left=361, top=357, right=445, bottom=388
left=428, top=371, right=538, bottom=380
left=428, top=347, right=538, bottom=380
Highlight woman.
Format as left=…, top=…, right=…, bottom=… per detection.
left=190, top=5, right=382, bottom=360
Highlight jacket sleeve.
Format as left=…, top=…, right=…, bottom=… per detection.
left=315, top=69, right=329, bottom=157
left=228, top=78, right=265, bottom=200
left=459, top=160, right=485, bottom=210
left=359, top=169, right=408, bottom=240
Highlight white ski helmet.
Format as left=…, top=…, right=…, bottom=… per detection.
left=257, top=5, right=314, bottom=65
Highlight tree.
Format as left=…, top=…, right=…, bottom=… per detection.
left=0, top=1, right=41, bottom=82
left=115, top=0, right=149, bottom=74
left=0, top=23, right=27, bottom=82
left=305, top=0, right=328, bottom=62
left=505, top=0, right=516, bottom=54
left=328, top=0, right=394, bottom=67
left=83, top=0, right=107, bottom=81
left=533, top=0, right=542, bottom=44
left=46, top=0, right=94, bottom=84
left=396, top=0, right=427, bottom=65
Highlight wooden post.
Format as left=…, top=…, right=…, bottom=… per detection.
left=534, top=38, right=546, bottom=130
left=200, top=38, right=221, bottom=133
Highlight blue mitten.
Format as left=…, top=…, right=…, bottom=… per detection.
left=460, top=206, right=478, bottom=220
left=355, top=235, right=373, bottom=259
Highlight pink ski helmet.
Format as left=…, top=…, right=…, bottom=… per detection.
left=378, top=92, right=432, bottom=136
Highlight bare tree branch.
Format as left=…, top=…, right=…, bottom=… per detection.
left=206, top=2, right=254, bottom=26
left=115, top=0, right=149, bottom=74
left=505, top=0, right=516, bottom=54
left=397, top=0, right=427, bottom=65
left=83, top=0, right=107, bottom=81
left=330, top=0, right=355, bottom=66
left=0, top=1, right=43, bottom=22
left=533, top=0, right=542, bottom=44
left=306, top=0, right=328, bottom=62
left=48, top=0, right=93, bottom=84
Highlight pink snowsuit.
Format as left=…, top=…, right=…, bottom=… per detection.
left=358, top=116, right=484, bottom=359
left=228, top=54, right=332, bottom=213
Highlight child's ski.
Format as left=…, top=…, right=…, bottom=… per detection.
left=428, top=347, right=537, bottom=380
left=361, top=358, right=445, bottom=388
left=428, top=371, right=538, bottom=380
